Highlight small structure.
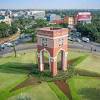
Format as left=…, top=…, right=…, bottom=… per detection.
left=75, top=12, right=92, bottom=24
left=37, top=27, right=68, bottom=76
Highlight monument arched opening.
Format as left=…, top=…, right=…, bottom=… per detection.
left=57, top=49, right=66, bottom=71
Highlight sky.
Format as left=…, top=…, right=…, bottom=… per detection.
left=0, top=0, right=100, bottom=9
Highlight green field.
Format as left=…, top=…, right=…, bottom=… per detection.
left=9, top=82, right=59, bottom=100
left=0, top=50, right=66, bottom=100
left=68, top=76, right=100, bottom=100
left=0, top=50, right=100, bottom=100
left=75, top=54, right=100, bottom=76
left=68, top=51, right=100, bottom=100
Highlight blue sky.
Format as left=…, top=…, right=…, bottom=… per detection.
left=0, top=0, right=100, bottom=9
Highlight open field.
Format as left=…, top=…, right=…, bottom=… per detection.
left=0, top=50, right=66, bottom=100
left=68, top=76, right=100, bottom=100
left=0, top=50, right=35, bottom=100
left=0, top=50, right=100, bottom=100
left=9, top=82, right=59, bottom=100
left=75, top=54, right=100, bottom=76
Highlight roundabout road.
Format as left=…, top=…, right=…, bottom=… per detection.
left=0, top=42, right=100, bottom=56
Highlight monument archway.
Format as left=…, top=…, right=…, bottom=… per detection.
left=37, top=27, right=68, bottom=76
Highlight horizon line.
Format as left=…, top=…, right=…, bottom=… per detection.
left=0, top=8, right=100, bottom=10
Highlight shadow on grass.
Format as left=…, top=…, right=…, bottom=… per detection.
left=0, top=62, right=38, bottom=74
left=67, top=56, right=88, bottom=78
left=68, top=55, right=88, bottom=67
left=10, top=76, right=41, bottom=92
left=76, top=69, right=100, bottom=77
left=54, top=80, right=73, bottom=100
left=0, top=62, right=53, bottom=80
left=78, top=88, right=100, bottom=100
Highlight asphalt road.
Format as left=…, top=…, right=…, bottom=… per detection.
left=0, top=43, right=37, bottom=56
left=69, top=41, right=100, bottom=52
left=0, top=41, right=100, bottom=56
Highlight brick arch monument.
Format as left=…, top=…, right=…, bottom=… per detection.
left=37, top=27, right=68, bottom=76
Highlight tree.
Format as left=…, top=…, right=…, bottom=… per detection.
left=34, top=19, right=48, bottom=28
left=10, top=23, right=18, bottom=35
left=76, top=23, right=98, bottom=41
left=0, top=22, right=10, bottom=38
left=94, top=32, right=100, bottom=43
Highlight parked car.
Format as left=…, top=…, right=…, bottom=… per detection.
left=0, top=44, right=6, bottom=49
left=82, top=37, right=90, bottom=43
left=4, top=42, right=13, bottom=47
left=76, top=38, right=81, bottom=42
left=11, top=40, right=19, bottom=45
left=20, top=33, right=32, bottom=39
left=68, top=36, right=73, bottom=41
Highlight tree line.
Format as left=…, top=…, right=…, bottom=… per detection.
left=76, top=16, right=100, bottom=43
left=0, top=22, right=18, bottom=38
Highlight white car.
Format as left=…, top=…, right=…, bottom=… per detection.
left=4, top=42, right=13, bottom=47
left=82, top=37, right=90, bottom=43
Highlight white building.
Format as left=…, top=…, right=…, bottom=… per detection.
left=31, top=11, right=45, bottom=19
left=50, top=14, right=61, bottom=21
left=0, top=11, right=6, bottom=16
left=75, top=12, right=92, bottom=24
left=0, top=15, right=12, bottom=25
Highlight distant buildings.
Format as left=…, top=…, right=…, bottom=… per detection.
left=32, top=11, right=45, bottom=19
left=50, top=19, right=64, bottom=24
left=64, top=16, right=74, bottom=25
left=0, top=15, right=12, bottom=25
left=26, top=11, right=45, bottom=19
left=10, top=10, right=45, bottom=19
left=75, top=12, right=92, bottom=24
left=50, top=14, right=61, bottom=21
left=0, top=9, right=93, bottom=28
left=47, top=14, right=61, bottom=21
left=0, top=11, right=7, bottom=16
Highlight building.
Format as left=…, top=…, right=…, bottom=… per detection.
left=0, top=11, right=6, bottom=16
left=64, top=16, right=74, bottom=25
left=50, top=14, right=61, bottom=21
left=50, top=20, right=64, bottom=24
left=31, top=11, right=45, bottom=19
left=37, top=27, right=68, bottom=76
left=0, top=15, right=12, bottom=25
left=75, top=12, right=92, bottom=24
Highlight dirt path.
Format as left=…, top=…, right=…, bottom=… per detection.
left=54, top=80, right=72, bottom=100
left=10, top=76, right=41, bottom=92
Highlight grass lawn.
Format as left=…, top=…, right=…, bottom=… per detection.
left=0, top=50, right=37, bottom=100
left=0, top=50, right=62, bottom=100
left=9, top=82, right=59, bottom=100
left=0, top=49, right=100, bottom=100
left=0, top=72, right=26, bottom=100
left=68, top=51, right=86, bottom=61
left=48, top=82, right=68, bottom=100
left=68, top=76, right=100, bottom=100
left=75, top=54, right=100, bottom=76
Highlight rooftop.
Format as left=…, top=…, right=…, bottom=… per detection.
left=38, top=27, right=67, bottom=32
left=37, top=27, right=69, bottom=37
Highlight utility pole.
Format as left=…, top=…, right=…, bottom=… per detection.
left=12, top=43, right=17, bottom=57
